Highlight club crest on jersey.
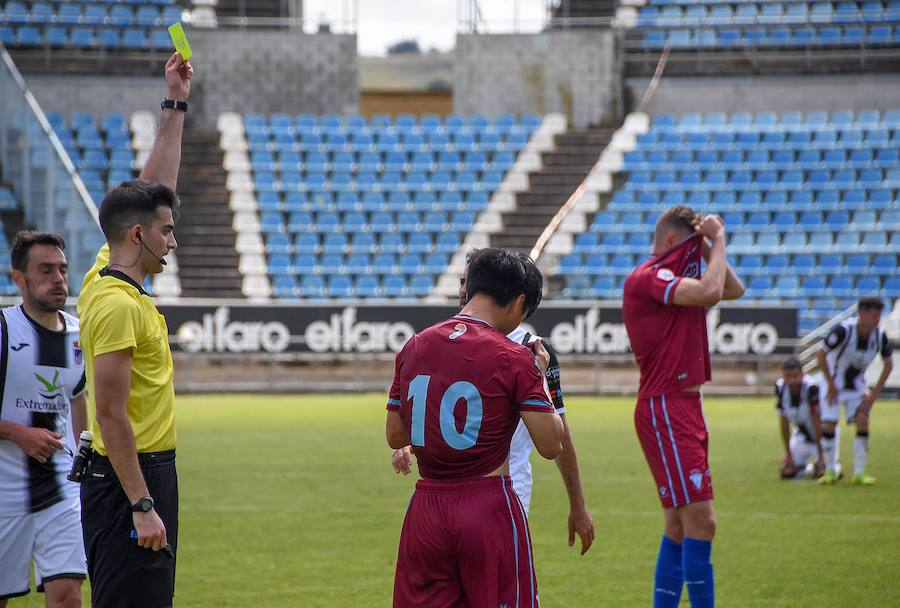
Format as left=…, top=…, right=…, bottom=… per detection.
left=449, top=323, right=467, bottom=340
left=690, top=469, right=704, bottom=491
left=73, top=346, right=83, bottom=367
left=657, top=268, right=675, bottom=282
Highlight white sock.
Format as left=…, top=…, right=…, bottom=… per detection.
left=854, top=433, right=869, bottom=476
left=822, top=434, right=837, bottom=472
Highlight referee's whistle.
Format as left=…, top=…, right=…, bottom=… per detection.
left=130, top=529, right=175, bottom=559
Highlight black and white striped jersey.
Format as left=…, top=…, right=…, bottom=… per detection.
left=822, top=318, right=893, bottom=393
left=0, top=305, right=86, bottom=515
left=775, top=377, right=819, bottom=442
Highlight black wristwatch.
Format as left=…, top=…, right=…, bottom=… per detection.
left=131, top=496, right=154, bottom=512
left=161, top=98, right=188, bottom=113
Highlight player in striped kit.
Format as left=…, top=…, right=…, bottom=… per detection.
left=775, top=357, right=825, bottom=480
left=815, top=297, right=894, bottom=486
left=0, top=232, right=87, bottom=607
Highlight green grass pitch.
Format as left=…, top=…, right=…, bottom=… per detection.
left=13, top=395, right=900, bottom=607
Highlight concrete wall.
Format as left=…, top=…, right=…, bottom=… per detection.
left=25, top=29, right=358, bottom=129
left=627, top=73, right=900, bottom=115
left=454, top=31, right=623, bottom=128
left=189, top=29, right=357, bottom=128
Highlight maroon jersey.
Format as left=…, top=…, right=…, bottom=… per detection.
left=387, top=315, right=555, bottom=480
left=623, top=233, right=711, bottom=398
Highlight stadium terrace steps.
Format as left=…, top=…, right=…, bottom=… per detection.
left=174, top=128, right=244, bottom=298
left=490, top=128, right=614, bottom=252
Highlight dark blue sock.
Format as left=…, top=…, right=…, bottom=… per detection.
left=654, top=535, right=683, bottom=608
left=683, top=537, right=715, bottom=608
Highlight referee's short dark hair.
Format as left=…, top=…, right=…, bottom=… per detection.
left=99, top=179, right=180, bottom=243
left=466, top=248, right=543, bottom=319
left=858, top=296, right=885, bottom=312
left=10, top=231, right=66, bottom=272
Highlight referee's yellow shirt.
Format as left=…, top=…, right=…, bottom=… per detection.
left=77, top=244, right=176, bottom=455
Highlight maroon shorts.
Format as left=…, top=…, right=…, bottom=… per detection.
left=635, top=391, right=713, bottom=509
left=393, top=475, right=538, bottom=608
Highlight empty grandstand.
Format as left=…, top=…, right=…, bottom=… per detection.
left=0, top=0, right=896, bottom=393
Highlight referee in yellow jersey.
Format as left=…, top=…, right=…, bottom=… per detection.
left=77, top=54, right=192, bottom=608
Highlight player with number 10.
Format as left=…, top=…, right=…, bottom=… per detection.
left=385, top=248, right=563, bottom=608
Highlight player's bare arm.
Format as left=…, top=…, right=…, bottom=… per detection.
left=386, top=410, right=410, bottom=450
left=71, top=393, right=88, bottom=440
left=778, top=415, right=792, bottom=464
left=520, top=410, right=564, bottom=459
left=554, top=414, right=595, bottom=554
left=672, top=215, right=728, bottom=307
left=701, top=238, right=745, bottom=301
left=777, top=415, right=797, bottom=477
left=140, top=52, right=193, bottom=190
left=815, top=348, right=839, bottom=405
left=861, top=356, right=893, bottom=415
left=810, top=404, right=825, bottom=468
left=0, top=421, right=64, bottom=464
left=94, top=349, right=168, bottom=552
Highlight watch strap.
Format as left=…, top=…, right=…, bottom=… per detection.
left=131, top=496, right=154, bottom=512
left=161, top=98, right=188, bottom=112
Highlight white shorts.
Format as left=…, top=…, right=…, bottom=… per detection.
left=0, top=497, right=87, bottom=600
left=789, top=430, right=819, bottom=467
left=509, top=418, right=534, bottom=514
left=819, top=389, right=865, bottom=424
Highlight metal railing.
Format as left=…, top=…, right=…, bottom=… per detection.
left=0, top=44, right=103, bottom=292
left=798, top=302, right=858, bottom=373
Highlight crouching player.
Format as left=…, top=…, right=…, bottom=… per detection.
left=776, top=357, right=825, bottom=479
left=385, top=248, right=563, bottom=607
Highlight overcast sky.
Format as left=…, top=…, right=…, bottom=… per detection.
left=304, top=0, right=548, bottom=56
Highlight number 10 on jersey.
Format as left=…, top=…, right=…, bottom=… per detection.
left=408, top=375, right=483, bottom=450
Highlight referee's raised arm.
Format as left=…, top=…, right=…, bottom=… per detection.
left=141, top=52, right=193, bottom=190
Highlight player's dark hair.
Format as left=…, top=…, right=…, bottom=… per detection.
left=10, top=231, right=66, bottom=272
left=782, top=356, right=802, bottom=371
left=99, top=179, right=179, bottom=244
left=858, top=296, right=885, bottom=312
left=466, top=248, right=543, bottom=318
left=656, top=205, right=700, bottom=238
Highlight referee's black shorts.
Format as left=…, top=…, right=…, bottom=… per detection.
left=81, top=450, right=178, bottom=608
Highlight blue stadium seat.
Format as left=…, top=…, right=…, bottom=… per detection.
left=410, top=276, right=433, bottom=298
left=272, top=276, right=297, bottom=298
left=355, top=276, right=380, bottom=298
left=375, top=275, right=401, bottom=298
left=300, top=276, right=325, bottom=298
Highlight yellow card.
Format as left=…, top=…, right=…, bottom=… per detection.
left=167, top=22, right=192, bottom=61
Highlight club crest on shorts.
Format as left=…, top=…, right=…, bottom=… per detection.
left=449, top=323, right=467, bottom=340
left=657, top=268, right=675, bottom=282
left=659, top=485, right=668, bottom=498
left=690, top=469, right=704, bottom=491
